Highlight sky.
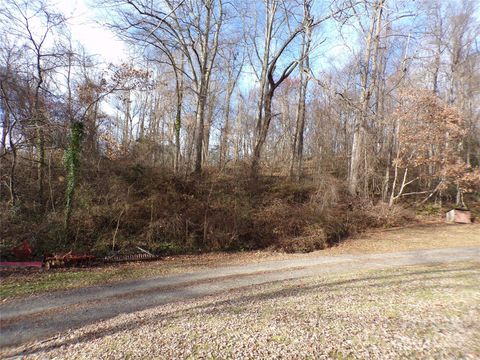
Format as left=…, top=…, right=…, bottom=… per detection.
left=53, top=0, right=354, bottom=86
left=55, top=0, right=126, bottom=64
left=11, top=0, right=480, bottom=79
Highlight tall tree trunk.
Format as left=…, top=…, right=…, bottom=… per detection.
left=219, top=79, right=235, bottom=167
left=348, top=0, right=384, bottom=195
left=174, top=93, right=182, bottom=173
left=1, top=90, right=17, bottom=206
left=290, top=62, right=309, bottom=179
left=122, top=91, right=131, bottom=155
left=0, top=100, right=8, bottom=154
left=252, top=89, right=274, bottom=176
left=290, top=72, right=308, bottom=180
left=290, top=2, right=312, bottom=180
left=251, top=1, right=276, bottom=176
left=173, top=60, right=184, bottom=173
left=203, top=92, right=216, bottom=165
left=9, top=135, right=17, bottom=206
left=192, top=1, right=222, bottom=174
left=34, top=49, right=46, bottom=206
left=36, top=124, right=45, bottom=205
left=194, top=83, right=208, bottom=174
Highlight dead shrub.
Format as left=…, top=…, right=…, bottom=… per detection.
left=367, top=202, right=415, bottom=228
left=279, top=236, right=324, bottom=253
left=278, top=224, right=327, bottom=253
left=253, top=199, right=320, bottom=248
left=321, top=199, right=415, bottom=245
left=268, top=180, right=315, bottom=204
left=310, top=175, right=343, bottom=211
left=1, top=157, right=419, bottom=257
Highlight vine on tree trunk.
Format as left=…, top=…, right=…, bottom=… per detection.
left=64, top=121, right=84, bottom=234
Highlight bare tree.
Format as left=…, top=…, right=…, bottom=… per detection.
left=347, top=0, right=385, bottom=195
left=218, top=46, right=244, bottom=167
left=106, top=0, right=224, bottom=174
left=1, top=0, right=67, bottom=206
left=290, top=0, right=313, bottom=180
left=248, top=0, right=312, bottom=177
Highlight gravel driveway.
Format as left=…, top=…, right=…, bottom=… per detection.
left=1, top=246, right=479, bottom=353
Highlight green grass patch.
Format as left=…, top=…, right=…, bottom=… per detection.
left=0, top=270, right=114, bottom=299
left=0, top=266, right=163, bottom=299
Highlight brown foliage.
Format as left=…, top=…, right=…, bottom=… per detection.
left=393, top=89, right=477, bottom=192
left=0, top=157, right=415, bottom=258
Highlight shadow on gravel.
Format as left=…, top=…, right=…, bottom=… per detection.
left=8, top=264, right=478, bottom=358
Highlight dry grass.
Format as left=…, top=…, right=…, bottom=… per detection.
left=1, top=223, right=478, bottom=301
left=0, top=251, right=287, bottom=300
left=321, top=223, right=480, bottom=255
left=9, top=261, right=479, bottom=359
left=0, top=164, right=416, bottom=258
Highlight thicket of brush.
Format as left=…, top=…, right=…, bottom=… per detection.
left=1, top=156, right=417, bottom=259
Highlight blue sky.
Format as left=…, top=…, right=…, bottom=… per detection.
left=55, top=0, right=356, bottom=87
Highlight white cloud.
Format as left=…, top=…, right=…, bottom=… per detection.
left=57, top=0, right=127, bottom=64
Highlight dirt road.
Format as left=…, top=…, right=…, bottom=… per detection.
left=1, top=245, right=478, bottom=351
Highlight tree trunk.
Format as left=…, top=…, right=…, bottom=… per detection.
left=219, top=80, right=235, bottom=167
left=290, top=2, right=312, bottom=180
left=1, top=100, right=8, bottom=154
left=203, top=92, right=216, bottom=165
left=348, top=0, right=384, bottom=195
left=36, top=121, right=45, bottom=206
left=252, top=89, right=274, bottom=177
left=173, top=66, right=183, bottom=173
left=194, top=83, right=207, bottom=174
left=290, top=65, right=308, bottom=180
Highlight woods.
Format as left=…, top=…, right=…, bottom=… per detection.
left=1, top=0, right=479, bottom=256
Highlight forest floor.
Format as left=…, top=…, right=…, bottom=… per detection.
left=0, top=223, right=478, bottom=358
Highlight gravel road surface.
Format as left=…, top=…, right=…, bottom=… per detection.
left=1, top=246, right=478, bottom=350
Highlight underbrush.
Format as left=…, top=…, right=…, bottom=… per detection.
left=0, top=159, right=415, bottom=258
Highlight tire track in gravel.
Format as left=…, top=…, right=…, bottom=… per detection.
left=1, top=246, right=479, bottom=349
